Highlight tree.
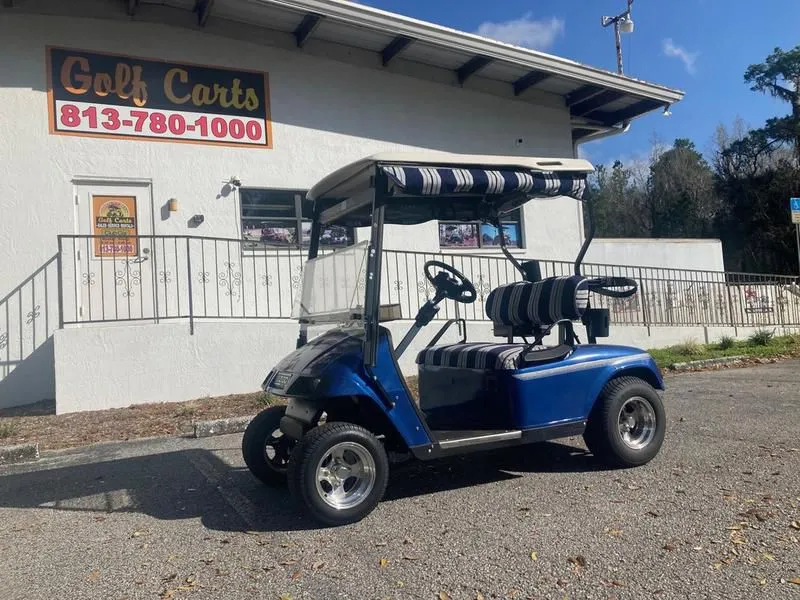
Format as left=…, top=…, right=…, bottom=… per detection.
left=743, top=45, right=800, bottom=164
left=584, top=160, right=649, bottom=237
left=646, top=139, right=718, bottom=238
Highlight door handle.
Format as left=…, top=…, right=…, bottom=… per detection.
left=134, top=247, right=150, bottom=263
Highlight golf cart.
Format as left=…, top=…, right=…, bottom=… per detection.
left=242, top=152, right=666, bottom=526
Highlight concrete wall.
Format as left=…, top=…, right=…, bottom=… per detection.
left=54, top=319, right=800, bottom=414
left=0, top=10, right=577, bottom=408
left=587, top=239, right=726, bottom=272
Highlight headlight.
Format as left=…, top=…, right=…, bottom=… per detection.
left=270, top=371, right=292, bottom=390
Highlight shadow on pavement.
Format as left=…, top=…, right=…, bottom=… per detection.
left=0, top=440, right=606, bottom=532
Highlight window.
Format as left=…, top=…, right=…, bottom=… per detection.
left=240, top=188, right=354, bottom=249
left=438, top=209, right=523, bottom=249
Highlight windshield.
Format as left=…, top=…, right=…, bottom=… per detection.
left=291, top=241, right=369, bottom=324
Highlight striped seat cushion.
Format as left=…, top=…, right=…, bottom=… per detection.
left=485, top=276, right=589, bottom=327
left=416, top=342, right=526, bottom=370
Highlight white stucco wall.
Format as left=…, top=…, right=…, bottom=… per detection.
left=586, top=239, right=726, bottom=272
left=54, top=319, right=800, bottom=414
left=0, top=10, right=580, bottom=408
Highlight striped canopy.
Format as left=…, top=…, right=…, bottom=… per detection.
left=381, top=165, right=587, bottom=200
left=308, top=158, right=591, bottom=226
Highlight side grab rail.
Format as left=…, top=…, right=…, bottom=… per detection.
left=426, top=318, right=467, bottom=348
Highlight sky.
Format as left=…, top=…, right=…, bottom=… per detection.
left=356, top=0, right=799, bottom=166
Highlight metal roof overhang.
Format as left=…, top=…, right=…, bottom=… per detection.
left=6, top=0, right=685, bottom=142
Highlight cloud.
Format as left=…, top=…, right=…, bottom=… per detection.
left=476, top=13, right=564, bottom=51
left=662, top=38, right=698, bottom=74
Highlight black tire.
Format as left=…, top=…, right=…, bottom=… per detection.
left=241, top=405, right=294, bottom=486
left=288, top=422, right=389, bottom=526
left=583, top=376, right=666, bottom=468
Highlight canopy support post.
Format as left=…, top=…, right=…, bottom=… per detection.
left=296, top=207, right=322, bottom=349
left=494, top=217, right=525, bottom=279
left=363, top=169, right=386, bottom=368
left=574, top=197, right=595, bottom=276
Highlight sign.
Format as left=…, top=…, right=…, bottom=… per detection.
left=791, top=198, right=800, bottom=224
left=46, top=47, right=272, bottom=148
left=92, top=195, right=138, bottom=257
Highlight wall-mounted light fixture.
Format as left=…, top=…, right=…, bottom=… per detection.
left=168, top=198, right=179, bottom=212
left=189, top=214, right=205, bottom=227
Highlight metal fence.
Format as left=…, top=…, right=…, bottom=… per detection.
left=57, top=234, right=800, bottom=331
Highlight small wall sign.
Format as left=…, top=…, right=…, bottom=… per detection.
left=92, top=195, right=138, bottom=257
left=791, top=198, right=800, bottom=224
left=46, top=47, right=272, bottom=148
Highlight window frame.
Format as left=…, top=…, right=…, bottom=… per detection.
left=239, top=186, right=354, bottom=251
left=438, top=208, right=524, bottom=250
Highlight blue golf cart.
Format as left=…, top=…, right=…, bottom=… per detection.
left=242, top=152, right=666, bottom=526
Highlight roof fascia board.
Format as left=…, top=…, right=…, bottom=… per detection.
left=255, top=0, right=684, bottom=104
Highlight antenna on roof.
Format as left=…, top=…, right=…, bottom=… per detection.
left=601, top=0, right=635, bottom=75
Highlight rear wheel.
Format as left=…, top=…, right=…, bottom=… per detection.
left=288, top=422, right=389, bottom=526
left=584, top=376, right=665, bottom=468
left=242, top=405, right=294, bottom=485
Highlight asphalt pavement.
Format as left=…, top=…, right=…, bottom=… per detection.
left=1, top=362, right=798, bottom=600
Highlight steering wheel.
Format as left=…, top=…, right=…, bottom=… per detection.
left=423, top=260, right=477, bottom=304
left=587, top=276, right=638, bottom=298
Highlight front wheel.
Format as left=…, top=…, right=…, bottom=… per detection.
left=242, top=405, right=294, bottom=485
left=584, top=376, right=666, bottom=468
left=288, top=422, right=389, bottom=526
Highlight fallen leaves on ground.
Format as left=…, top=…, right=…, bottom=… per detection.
left=438, top=592, right=452, bottom=600
left=529, top=551, right=538, bottom=561
left=568, top=555, right=587, bottom=568
left=379, top=558, right=389, bottom=568
left=789, top=578, right=800, bottom=585
left=86, top=570, right=100, bottom=582
left=790, top=521, right=800, bottom=530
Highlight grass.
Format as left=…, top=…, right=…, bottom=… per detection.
left=0, top=420, right=20, bottom=439
left=649, top=333, right=800, bottom=369
left=748, top=328, right=775, bottom=346
left=669, top=338, right=703, bottom=357
left=717, top=335, right=736, bottom=350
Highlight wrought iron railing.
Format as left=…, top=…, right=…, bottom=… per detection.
left=56, top=235, right=800, bottom=331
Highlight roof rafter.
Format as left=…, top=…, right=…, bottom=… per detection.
left=381, top=35, right=413, bottom=66
left=456, top=55, right=493, bottom=85
left=294, top=13, right=323, bottom=48
left=570, top=90, right=625, bottom=117
left=194, top=0, right=214, bottom=27
left=513, top=70, right=550, bottom=96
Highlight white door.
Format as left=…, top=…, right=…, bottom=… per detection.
left=71, top=180, right=155, bottom=324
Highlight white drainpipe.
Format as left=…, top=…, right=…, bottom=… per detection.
left=571, top=120, right=632, bottom=245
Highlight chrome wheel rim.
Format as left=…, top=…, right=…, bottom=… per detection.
left=315, top=441, right=376, bottom=510
left=264, top=428, right=290, bottom=472
left=618, top=396, right=657, bottom=450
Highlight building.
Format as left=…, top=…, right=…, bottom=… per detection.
left=0, top=0, right=714, bottom=412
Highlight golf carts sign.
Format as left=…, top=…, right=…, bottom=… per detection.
left=46, top=47, right=272, bottom=148
left=791, top=198, right=800, bottom=224
left=93, top=195, right=138, bottom=257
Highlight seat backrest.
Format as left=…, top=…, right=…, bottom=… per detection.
left=485, top=275, right=589, bottom=327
